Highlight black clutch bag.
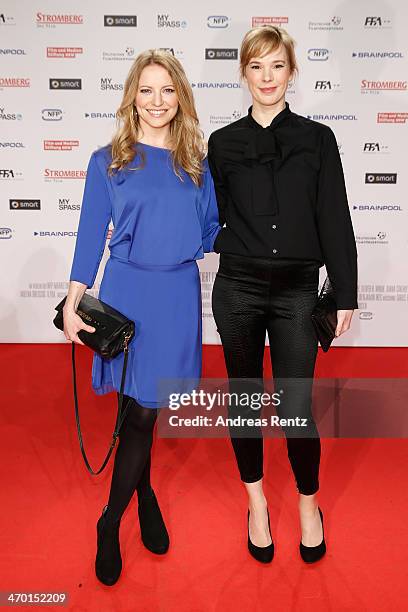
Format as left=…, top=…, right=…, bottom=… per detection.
left=311, top=276, right=337, bottom=352
left=53, top=293, right=135, bottom=475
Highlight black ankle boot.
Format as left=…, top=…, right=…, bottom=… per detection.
left=138, top=488, right=169, bottom=554
left=95, top=505, right=122, bottom=586
left=247, top=508, right=274, bottom=563
left=299, top=506, right=326, bottom=563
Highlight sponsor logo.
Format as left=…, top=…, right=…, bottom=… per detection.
left=50, top=78, right=81, bottom=90
left=352, top=51, right=403, bottom=59
left=353, top=203, right=402, bottom=212
left=309, top=17, right=343, bottom=31
left=361, top=80, right=407, bottom=92
left=102, top=48, right=136, bottom=61
left=0, top=14, right=16, bottom=26
left=43, top=140, right=79, bottom=151
left=0, top=142, right=24, bottom=148
left=42, top=108, right=63, bottom=121
left=158, top=47, right=184, bottom=59
left=191, top=82, right=241, bottom=89
left=58, top=198, right=80, bottom=211
left=100, top=77, right=123, bottom=91
left=0, top=106, right=22, bottom=121
left=0, top=227, right=12, bottom=239
left=104, top=15, right=137, bottom=27
left=377, top=112, right=408, bottom=123
left=252, top=17, right=288, bottom=26
left=44, top=169, right=86, bottom=180
left=10, top=199, right=41, bottom=210
left=0, top=77, right=30, bottom=88
left=210, top=111, right=242, bottom=125
left=34, top=230, right=78, bottom=237
left=0, top=48, right=26, bottom=55
left=364, top=16, right=392, bottom=28
left=308, top=48, right=330, bottom=61
left=157, top=14, right=187, bottom=28
left=307, top=113, right=358, bottom=121
left=36, top=13, right=83, bottom=26
left=47, top=47, right=83, bottom=58
left=314, top=80, right=341, bottom=91
left=207, top=16, right=229, bottom=28
left=205, top=48, right=238, bottom=60
left=365, top=173, right=397, bottom=184
left=356, top=232, right=389, bottom=245
left=0, top=168, right=23, bottom=179
left=359, top=312, right=373, bottom=320
left=84, top=111, right=116, bottom=119
left=363, top=142, right=389, bottom=153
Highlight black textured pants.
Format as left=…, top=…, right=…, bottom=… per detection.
left=212, top=253, right=321, bottom=495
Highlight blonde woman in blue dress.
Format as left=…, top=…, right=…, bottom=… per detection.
left=63, top=50, right=221, bottom=586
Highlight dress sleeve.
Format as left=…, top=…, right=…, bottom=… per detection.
left=69, top=151, right=112, bottom=288
left=200, top=158, right=222, bottom=253
left=315, top=127, right=359, bottom=310
left=207, top=134, right=228, bottom=251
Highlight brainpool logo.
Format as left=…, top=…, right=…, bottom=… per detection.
left=352, top=51, right=403, bottom=59
left=34, top=230, right=77, bottom=237
left=307, top=113, right=358, bottom=121
left=207, top=16, right=230, bottom=28
left=191, top=82, right=241, bottom=89
left=42, top=108, right=63, bottom=121
left=104, top=15, right=137, bottom=27
left=0, top=48, right=26, bottom=55
left=0, top=141, right=24, bottom=148
left=353, top=203, right=401, bottom=212
left=308, top=49, right=330, bottom=61
left=84, top=111, right=116, bottom=119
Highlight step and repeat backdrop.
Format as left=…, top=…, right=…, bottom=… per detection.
left=1, top=0, right=407, bottom=345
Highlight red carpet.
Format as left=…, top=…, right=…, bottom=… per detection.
left=1, top=344, right=407, bottom=611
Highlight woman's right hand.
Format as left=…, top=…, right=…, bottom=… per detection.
left=63, top=305, right=96, bottom=346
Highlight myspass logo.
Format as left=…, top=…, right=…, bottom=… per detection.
left=365, top=173, right=397, bottom=184
left=0, top=227, right=12, bottom=239
left=207, top=16, right=229, bottom=28
left=50, top=78, right=81, bottom=90
left=0, top=107, right=22, bottom=121
left=100, top=77, right=123, bottom=91
left=104, top=15, right=137, bottom=27
left=308, top=48, right=330, bottom=61
left=157, top=14, right=187, bottom=28
left=205, top=48, right=238, bottom=60
left=42, top=108, right=63, bottom=121
left=10, top=199, right=41, bottom=210
left=59, top=198, right=80, bottom=211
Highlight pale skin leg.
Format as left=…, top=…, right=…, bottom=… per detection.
left=246, top=480, right=323, bottom=547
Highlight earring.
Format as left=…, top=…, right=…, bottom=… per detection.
left=131, top=105, right=138, bottom=123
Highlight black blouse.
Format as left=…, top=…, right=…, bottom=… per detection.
left=207, top=101, right=358, bottom=310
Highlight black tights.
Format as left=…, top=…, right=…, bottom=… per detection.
left=212, top=253, right=321, bottom=496
left=106, top=394, right=158, bottom=522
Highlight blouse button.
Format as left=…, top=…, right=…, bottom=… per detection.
left=272, top=249, right=278, bottom=254
left=272, top=224, right=277, bottom=229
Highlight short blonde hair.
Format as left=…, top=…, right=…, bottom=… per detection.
left=239, top=25, right=298, bottom=80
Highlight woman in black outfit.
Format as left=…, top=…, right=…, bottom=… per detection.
left=208, top=26, right=358, bottom=563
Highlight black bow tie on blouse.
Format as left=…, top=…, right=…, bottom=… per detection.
left=243, top=104, right=291, bottom=216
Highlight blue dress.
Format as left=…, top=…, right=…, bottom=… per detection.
left=69, top=143, right=221, bottom=408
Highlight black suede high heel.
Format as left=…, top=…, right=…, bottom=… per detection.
left=138, top=487, right=169, bottom=554
left=247, top=508, right=274, bottom=563
left=299, top=506, right=326, bottom=563
left=95, top=505, right=122, bottom=586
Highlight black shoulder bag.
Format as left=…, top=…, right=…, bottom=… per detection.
left=311, top=275, right=338, bottom=352
left=53, top=293, right=135, bottom=475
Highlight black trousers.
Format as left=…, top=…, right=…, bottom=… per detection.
left=212, top=253, right=321, bottom=495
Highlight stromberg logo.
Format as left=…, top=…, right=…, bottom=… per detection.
left=352, top=51, right=403, bottom=59
left=157, top=14, right=187, bottom=28
left=42, top=108, right=63, bottom=121
left=361, top=80, right=407, bottom=91
left=0, top=48, right=26, bottom=55
left=10, top=199, right=41, bottom=210
left=0, top=77, right=30, bottom=87
left=0, top=142, right=24, bottom=148
left=36, top=13, right=83, bottom=25
left=309, top=17, right=343, bottom=31
left=191, top=82, right=241, bottom=89
left=353, top=203, right=401, bottom=212
left=100, top=78, right=123, bottom=91
left=363, top=142, right=389, bottom=153
left=34, top=231, right=77, bottom=237
left=47, top=47, right=83, bottom=59
left=252, top=17, right=288, bottom=26
left=85, top=112, right=116, bottom=119
left=314, top=80, right=341, bottom=91
left=0, top=227, right=12, bottom=239
left=205, top=48, right=238, bottom=60
left=365, top=173, right=397, bottom=184
left=50, top=79, right=81, bottom=90
left=308, top=49, right=330, bottom=61
left=207, top=16, right=230, bottom=28
left=44, top=169, right=86, bottom=179
left=364, top=16, right=392, bottom=28
left=0, top=107, right=22, bottom=121
left=104, top=15, right=137, bottom=27
left=307, top=113, right=357, bottom=121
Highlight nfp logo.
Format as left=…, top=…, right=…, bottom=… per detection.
left=365, top=173, right=397, bottom=184
left=308, top=49, right=329, bottom=61
left=207, top=16, right=229, bottom=28
left=0, top=227, right=12, bottom=239
left=42, top=108, right=63, bottom=121
left=50, top=79, right=81, bottom=90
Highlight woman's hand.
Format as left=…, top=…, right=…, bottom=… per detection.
left=335, top=310, right=354, bottom=337
left=63, top=304, right=96, bottom=345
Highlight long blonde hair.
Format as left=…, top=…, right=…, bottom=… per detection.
left=108, top=49, right=205, bottom=187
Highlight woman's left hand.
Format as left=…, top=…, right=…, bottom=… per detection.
left=335, top=310, right=354, bottom=337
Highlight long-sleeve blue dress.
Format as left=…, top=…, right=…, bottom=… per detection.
left=69, top=142, right=221, bottom=408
